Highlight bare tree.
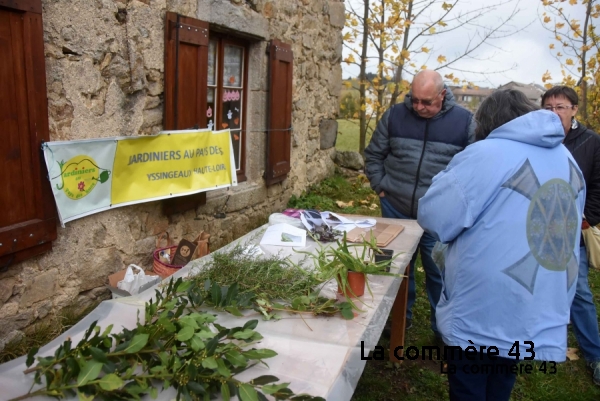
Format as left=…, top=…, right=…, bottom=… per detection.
left=343, top=0, right=524, bottom=154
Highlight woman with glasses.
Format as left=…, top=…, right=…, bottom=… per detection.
left=542, top=85, right=600, bottom=386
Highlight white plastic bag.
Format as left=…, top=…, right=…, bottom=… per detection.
left=117, top=264, right=161, bottom=295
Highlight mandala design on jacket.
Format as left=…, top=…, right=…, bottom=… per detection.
left=501, top=159, right=584, bottom=294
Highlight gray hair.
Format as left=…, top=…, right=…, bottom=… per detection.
left=475, top=89, right=539, bottom=140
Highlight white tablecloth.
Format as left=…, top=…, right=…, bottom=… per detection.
left=0, top=216, right=423, bottom=401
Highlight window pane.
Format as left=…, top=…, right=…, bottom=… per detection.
left=221, top=90, right=242, bottom=130
left=208, top=39, right=217, bottom=86
left=221, top=89, right=242, bottom=169
left=206, top=88, right=216, bottom=131
left=223, top=45, right=242, bottom=87
left=230, top=129, right=241, bottom=170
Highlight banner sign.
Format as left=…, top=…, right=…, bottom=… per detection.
left=43, top=129, right=237, bottom=226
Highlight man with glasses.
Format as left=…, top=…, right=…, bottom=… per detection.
left=364, top=70, right=475, bottom=340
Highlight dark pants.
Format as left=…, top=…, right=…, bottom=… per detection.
left=446, top=353, right=518, bottom=401
left=380, top=196, right=442, bottom=336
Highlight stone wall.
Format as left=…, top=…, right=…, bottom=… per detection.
left=0, top=0, right=344, bottom=349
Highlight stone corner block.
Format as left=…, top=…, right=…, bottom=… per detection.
left=319, top=119, right=338, bottom=149
left=328, top=1, right=345, bottom=29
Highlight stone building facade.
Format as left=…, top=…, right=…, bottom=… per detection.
left=0, top=0, right=344, bottom=349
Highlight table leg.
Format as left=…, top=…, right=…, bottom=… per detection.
left=389, top=263, right=410, bottom=361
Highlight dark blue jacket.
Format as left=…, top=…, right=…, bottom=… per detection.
left=365, top=87, right=475, bottom=218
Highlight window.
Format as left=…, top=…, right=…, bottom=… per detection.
left=0, top=0, right=57, bottom=270
left=164, top=13, right=293, bottom=196
left=206, top=36, right=247, bottom=173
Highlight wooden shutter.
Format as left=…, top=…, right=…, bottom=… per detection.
left=164, top=12, right=209, bottom=130
left=265, top=39, right=293, bottom=186
left=162, top=12, right=209, bottom=214
left=0, top=1, right=57, bottom=269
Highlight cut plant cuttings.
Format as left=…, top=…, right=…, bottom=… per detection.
left=13, top=277, right=324, bottom=401
left=189, top=242, right=356, bottom=320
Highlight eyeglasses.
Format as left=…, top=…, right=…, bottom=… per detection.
left=544, top=105, right=575, bottom=112
left=411, top=89, right=444, bottom=106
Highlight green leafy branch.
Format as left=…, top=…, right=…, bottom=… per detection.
left=12, top=278, right=324, bottom=401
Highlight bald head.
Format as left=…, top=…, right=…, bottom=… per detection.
left=410, top=70, right=446, bottom=118
left=412, top=70, right=444, bottom=92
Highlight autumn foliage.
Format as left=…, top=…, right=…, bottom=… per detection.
left=541, top=0, right=600, bottom=131
left=342, top=0, right=520, bottom=154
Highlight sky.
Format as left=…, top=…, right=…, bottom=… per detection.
left=342, top=0, right=588, bottom=88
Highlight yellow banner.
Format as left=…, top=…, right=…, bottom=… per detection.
left=111, top=130, right=234, bottom=205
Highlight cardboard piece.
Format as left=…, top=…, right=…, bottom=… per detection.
left=345, top=222, right=405, bottom=247
left=107, top=269, right=160, bottom=299
left=171, top=238, right=197, bottom=266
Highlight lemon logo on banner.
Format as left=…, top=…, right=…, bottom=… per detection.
left=55, top=155, right=111, bottom=200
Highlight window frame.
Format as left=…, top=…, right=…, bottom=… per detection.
left=209, top=33, right=249, bottom=183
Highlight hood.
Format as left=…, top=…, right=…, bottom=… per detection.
left=487, top=110, right=565, bottom=148
left=403, top=84, right=457, bottom=118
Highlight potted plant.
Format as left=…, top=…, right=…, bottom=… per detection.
left=304, top=232, right=401, bottom=311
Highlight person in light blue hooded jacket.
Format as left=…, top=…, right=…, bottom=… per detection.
left=418, top=89, right=586, bottom=401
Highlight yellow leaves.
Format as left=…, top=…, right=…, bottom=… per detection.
left=587, top=57, right=597, bottom=70
left=544, top=16, right=551, bottom=24
left=336, top=200, right=354, bottom=208
left=566, top=58, right=574, bottom=66
left=421, top=47, right=430, bottom=53
left=360, top=104, right=366, bottom=112
left=429, top=27, right=436, bottom=34
left=344, top=81, right=353, bottom=89
left=400, top=49, right=411, bottom=61
left=566, top=347, right=579, bottom=361
left=351, top=19, right=359, bottom=27
left=556, top=22, right=565, bottom=29
left=444, top=73, right=455, bottom=80
left=343, top=32, right=352, bottom=41
left=542, top=70, right=553, bottom=83
left=571, top=20, right=580, bottom=31
left=344, top=54, right=356, bottom=64
left=437, top=55, right=447, bottom=64
left=568, top=0, right=577, bottom=5
left=441, top=2, right=453, bottom=11
left=549, top=43, right=555, bottom=49
left=391, top=45, right=399, bottom=54
left=544, top=83, right=553, bottom=89
left=438, top=21, right=447, bottom=28
left=421, top=65, right=428, bottom=70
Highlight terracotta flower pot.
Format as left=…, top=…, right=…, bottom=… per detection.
left=337, top=271, right=366, bottom=298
